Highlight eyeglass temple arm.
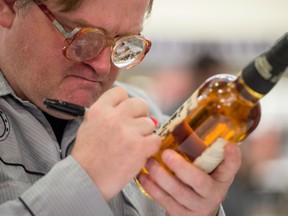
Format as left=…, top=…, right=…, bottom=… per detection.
left=33, top=0, right=79, bottom=38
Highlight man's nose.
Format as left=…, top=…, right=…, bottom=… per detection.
left=84, top=47, right=112, bottom=74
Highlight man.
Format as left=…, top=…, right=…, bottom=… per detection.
left=0, top=0, right=241, bottom=215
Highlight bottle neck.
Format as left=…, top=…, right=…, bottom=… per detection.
left=241, top=34, right=288, bottom=95
left=241, top=53, right=287, bottom=95
left=234, top=75, right=264, bottom=104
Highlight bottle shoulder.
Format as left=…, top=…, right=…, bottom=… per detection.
left=198, top=73, right=260, bottom=107
left=191, top=74, right=261, bottom=141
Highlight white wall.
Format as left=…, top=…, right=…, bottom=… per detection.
left=143, top=0, right=288, bottom=42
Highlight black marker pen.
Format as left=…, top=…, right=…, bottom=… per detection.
left=44, top=99, right=87, bottom=117
left=44, top=98, right=159, bottom=127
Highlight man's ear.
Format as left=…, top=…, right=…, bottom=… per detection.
left=0, top=0, right=16, bottom=28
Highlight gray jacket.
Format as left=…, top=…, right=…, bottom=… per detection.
left=0, top=72, right=225, bottom=216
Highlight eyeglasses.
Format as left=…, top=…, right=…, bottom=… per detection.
left=33, top=0, right=151, bottom=69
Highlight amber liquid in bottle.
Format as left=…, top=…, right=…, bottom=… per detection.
left=135, top=33, right=288, bottom=196
left=137, top=74, right=262, bottom=179
left=151, top=74, right=262, bottom=174
left=135, top=74, right=263, bottom=198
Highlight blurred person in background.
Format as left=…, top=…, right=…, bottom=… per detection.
left=188, top=54, right=230, bottom=92
left=152, top=54, right=229, bottom=115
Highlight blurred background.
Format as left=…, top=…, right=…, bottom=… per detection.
left=118, top=0, right=288, bottom=215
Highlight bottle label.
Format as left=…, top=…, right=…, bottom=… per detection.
left=254, top=56, right=282, bottom=83
left=193, top=138, right=227, bottom=173
left=156, top=89, right=200, bottom=140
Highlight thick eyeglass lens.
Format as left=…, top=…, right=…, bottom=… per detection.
left=64, top=30, right=148, bottom=69
left=65, top=29, right=106, bottom=62
left=112, top=36, right=148, bottom=69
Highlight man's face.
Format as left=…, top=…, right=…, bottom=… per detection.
left=0, top=0, right=149, bottom=117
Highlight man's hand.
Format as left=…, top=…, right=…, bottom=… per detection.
left=138, top=142, right=241, bottom=216
left=71, top=86, right=161, bottom=200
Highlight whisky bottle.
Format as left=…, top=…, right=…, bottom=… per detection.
left=136, top=32, right=288, bottom=189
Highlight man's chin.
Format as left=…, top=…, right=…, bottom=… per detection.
left=59, top=92, right=101, bottom=108
left=47, top=84, right=107, bottom=109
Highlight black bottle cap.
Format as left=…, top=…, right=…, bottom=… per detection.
left=242, top=33, right=288, bottom=95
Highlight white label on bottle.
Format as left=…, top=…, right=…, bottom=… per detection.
left=193, top=138, right=227, bottom=173
left=156, top=89, right=200, bottom=140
